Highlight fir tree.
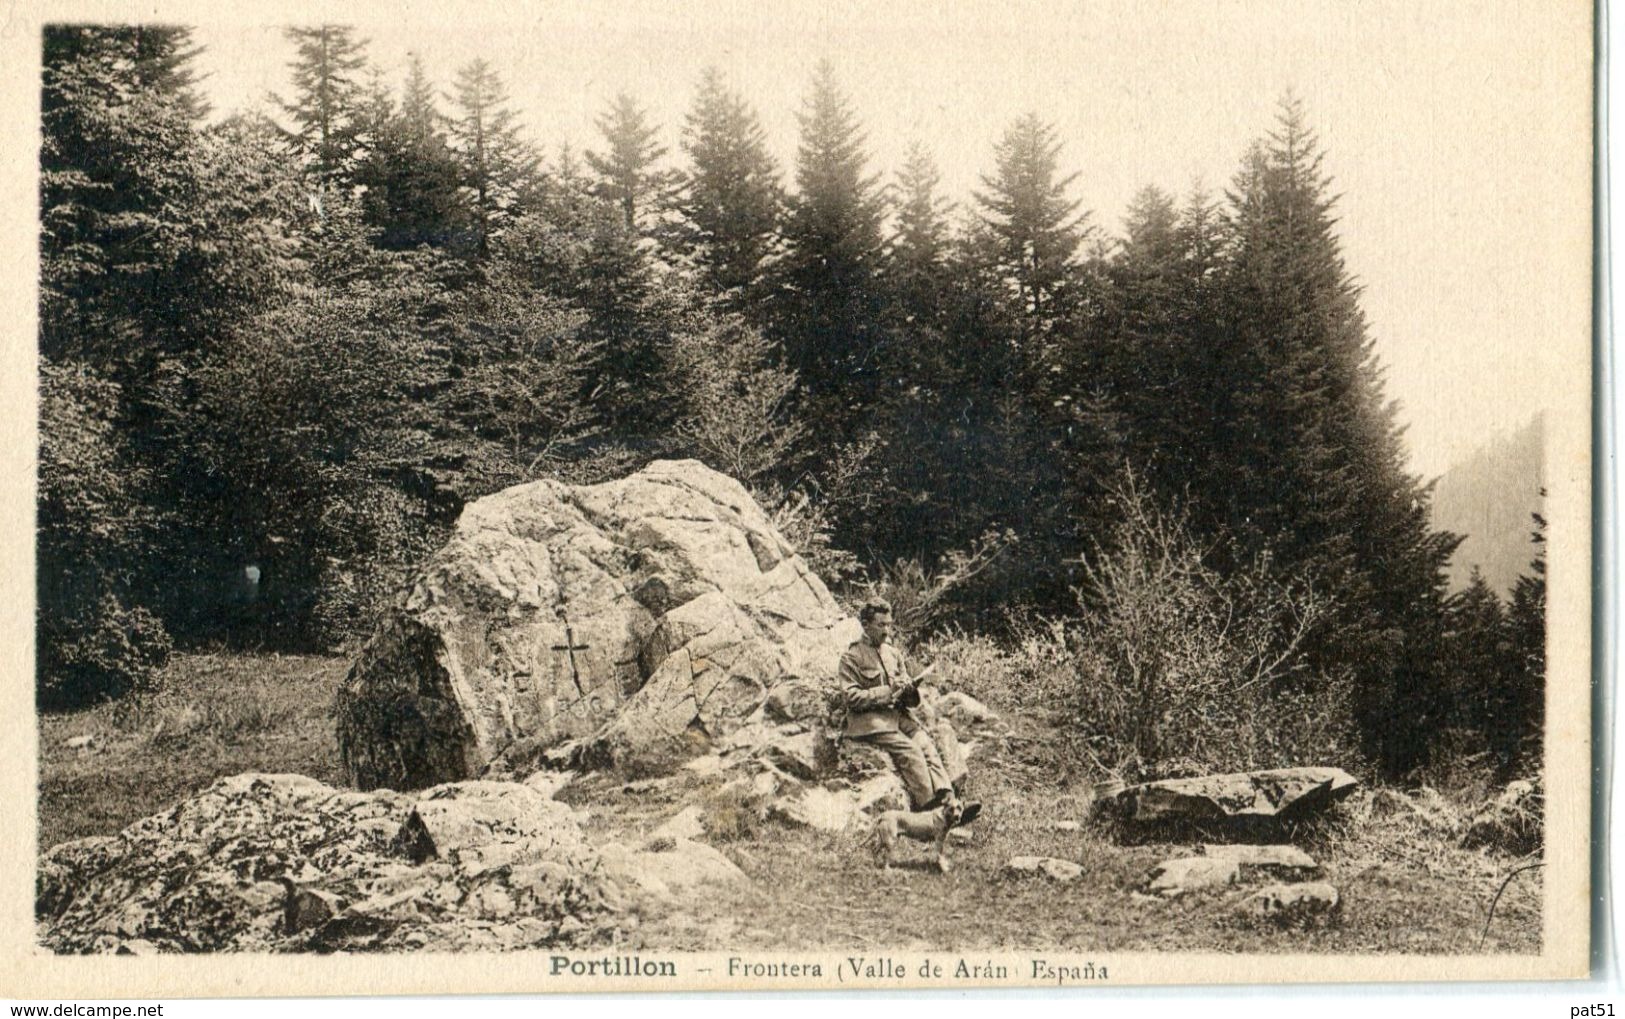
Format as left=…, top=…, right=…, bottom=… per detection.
left=585, top=92, right=675, bottom=236
left=276, top=25, right=370, bottom=185
left=974, top=113, right=1088, bottom=338
left=355, top=55, right=470, bottom=250
left=773, top=60, right=887, bottom=421
left=888, top=142, right=955, bottom=332
left=673, top=67, right=782, bottom=301
left=1216, top=96, right=1459, bottom=773
left=1504, top=504, right=1547, bottom=768
left=40, top=25, right=204, bottom=364
left=447, top=59, right=539, bottom=254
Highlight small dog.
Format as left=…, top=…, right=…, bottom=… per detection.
left=872, top=800, right=974, bottom=873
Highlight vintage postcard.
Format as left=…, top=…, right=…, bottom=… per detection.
left=1, top=0, right=1595, bottom=997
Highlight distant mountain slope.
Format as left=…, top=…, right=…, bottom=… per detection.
left=1429, top=413, right=1546, bottom=595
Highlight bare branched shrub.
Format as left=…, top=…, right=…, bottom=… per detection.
left=864, top=529, right=1017, bottom=642
left=1068, top=473, right=1357, bottom=779
left=755, top=480, right=864, bottom=584
left=669, top=317, right=805, bottom=483
left=751, top=435, right=884, bottom=586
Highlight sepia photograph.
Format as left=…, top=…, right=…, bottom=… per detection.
left=5, top=0, right=1595, bottom=995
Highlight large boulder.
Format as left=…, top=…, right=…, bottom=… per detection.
left=36, top=774, right=622, bottom=953
left=337, top=460, right=859, bottom=790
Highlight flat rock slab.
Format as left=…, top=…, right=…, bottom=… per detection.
left=1006, top=856, right=1083, bottom=882
left=1200, top=843, right=1319, bottom=877
left=1111, top=767, right=1360, bottom=824
left=1244, top=882, right=1340, bottom=923
left=1145, top=856, right=1240, bottom=897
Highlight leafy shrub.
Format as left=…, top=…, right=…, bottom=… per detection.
left=37, top=361, right=172, bottom=707
left=756, top=481, right=863, bottom=586
left=38, top=595, right=171, bottom=708
left=668, top=317, right=804, bottom=484
left=308, top=485, right=445, bottom=648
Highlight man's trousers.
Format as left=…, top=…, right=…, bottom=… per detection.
left=852, top=726, right=953, bottom=810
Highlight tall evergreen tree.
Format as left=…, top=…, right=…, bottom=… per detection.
left=355, top=55, right=469, bottom=250
left=773, top=60, right=887, bottom=421
left=1100, top=183, right=1227, bottom=503
left=1216, top=96, right=1459, bottom=773
left=673, top=67, right=782, bottom=301
left=504, top=144, right=679, bottom=437
left=276, top=25, right=370, bottom=186
left=975, top=113, right=1088, bottom=339
left=1504, top=505, right=1547, bottom=769
left=887, top=142, right=955, bottom=332
left=447, top=59, right=539, bottom=254
left=40, top=27, right=314, bottom=679
left=585, top=92, right=674, bottom=236
left=40, top=25, right=204, bottom=366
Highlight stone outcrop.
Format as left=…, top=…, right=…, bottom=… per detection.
left=1200, top=843, right=1319, bottom=878
left=596, top=838, right=750, bottom=907
left=1100, top=767, right=1360, bottom=826
left=37, top=774, right=627, bottom=954
left=336, top=460, right=859, bottom=791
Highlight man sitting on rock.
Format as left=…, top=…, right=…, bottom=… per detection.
left=840, top=598, right=980, bottom=827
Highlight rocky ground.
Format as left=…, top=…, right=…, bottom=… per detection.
left=37, top=651, right=1543, bottom=955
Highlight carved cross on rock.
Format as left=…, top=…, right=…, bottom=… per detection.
left=550, top=608, right=591, bottom=698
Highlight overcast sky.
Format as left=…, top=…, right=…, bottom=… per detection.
left=185, top=0, right=1592, bottom=478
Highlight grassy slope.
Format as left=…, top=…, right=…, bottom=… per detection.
left=37, top=653, right=347, bottom=851
left=37, top=652, right=1541, bottom=954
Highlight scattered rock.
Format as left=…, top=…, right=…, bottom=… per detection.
left=596, top=838, right=750, bottom=906
left=650, top=805, right=706, bottom=843
left=391, top=782, right=587, bottom=866
left=1244, top=882, right=1341, bottom=924
left=755, top=730, right=833, bottom=781
left=1461, top=779, right=1542, bottom=855
left=1005, top=856, right=1083, bottom=882
left=63, top=734, right=98, bottom=751
left=1200, top=844, right=1318, bottom=878
left=1104, top=767, right=1360, bottom=825
left=1050, top=820, right=1082, bottom=833
left=766, top=772, right=908, bottom=831
left=683, top=755, right=724, bottom=777
left=934, top=691, right=998, bottom=727
left=337, top=459, right=860, bottom=791
left=281, top=885, right=344, bottom=933
left=1145, top=856, right=1239, bottom=897
left=768, top=786, right=859, bottom=831
left=522, top=770, right=575, bottom=799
